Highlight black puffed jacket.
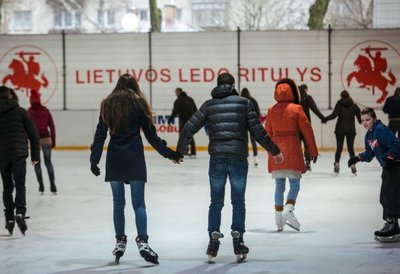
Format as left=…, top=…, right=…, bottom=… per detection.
left=177, top=84, right=280, bottom=159
left=0, top=98, right=40, bottom=163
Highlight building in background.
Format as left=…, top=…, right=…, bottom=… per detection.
left=0, top=0, right=399, bottom=35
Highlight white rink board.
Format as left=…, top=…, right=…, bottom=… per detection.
left=0, top=29, right=399, bottom=148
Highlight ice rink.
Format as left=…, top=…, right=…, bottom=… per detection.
left=0, top=150, right=399, bottom=274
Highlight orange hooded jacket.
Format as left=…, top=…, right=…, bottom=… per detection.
left=265, top=80, right=318, bottom=173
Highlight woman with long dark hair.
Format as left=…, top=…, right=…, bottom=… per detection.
left=322, top=90, right=361, bottom=174
left=90, top=74, right=182, bottom=264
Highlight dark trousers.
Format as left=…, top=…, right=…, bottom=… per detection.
left=249, top=134, right=258, bottom=157
left=179, top=123, right=196, bottom=155
left=34, top=144, right=55, bottom=188
left=335, top=133, right=356, bottom=163
left=388, top=120, right=400, bottom=139
left=380, top=164, right=400, bottom=220
left=0, top=157, right=27, bottom=220
left=299, top=134, right=310, bottom=163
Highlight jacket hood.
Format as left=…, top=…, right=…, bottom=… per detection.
left=339, top=97, right=353, bottom=107
left=0, top=98, right=18, bottom=114
left=211, top=84, right=238, bottom=99
left=274, top=78, right=300, bottom=104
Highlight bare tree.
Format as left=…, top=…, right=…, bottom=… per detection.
left=324, top=0, right=373, bottom=29
left=230, top=0, right=311, bottom=31
left=149, top=0, right=161, bottom=32
left=308, top=0, right=330, bottom=29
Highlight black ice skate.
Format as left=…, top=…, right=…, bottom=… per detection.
left=350, top=164, right=357, bottom=176
left=136, top=236, right=159, bottom=264
left=206, top=231, right=224, bottom=263
left=5, top=220, right=15, bottom=235
left=113, top=235, right=127, bottom=263
left=231, top=231, right=249, bottom=263
left=15, top=214, right=27, bottom=235
left=374, top=218, right=400, bottom=242
left=334, top=162, right=340, bottom=174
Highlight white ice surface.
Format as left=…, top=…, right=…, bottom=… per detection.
left=0, top=151, right=399, bottom=274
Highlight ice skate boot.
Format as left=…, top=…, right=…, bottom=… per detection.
left=282, top=204, right=300, bottom=231
left=112, top=235, right=127, bottom=263
left=5, top=220, right=15, bottom=235
left=38, top=183, right=44, bottom=194
left=334, top=162, right=340, bottom=174
left=136, top=236, right=159, bottom=264
left=50, top=183, right=57, bottom=195
left=15, top=214, right=27, bottom=235
left=275, top=211, right=285, bottom=232
left=231, top=231, right=249, bottom=263
left=374, top=218, right=400, bottom=242
left=350, top=165, right=357, bottom=175
left=206, top=231, right=223, bottom=263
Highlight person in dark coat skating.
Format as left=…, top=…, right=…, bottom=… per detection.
left=90, top=74, right=182, bottom=264
left=382, top=87, right=400, bottom=138
left=298, top=84, right=325, bottom=171
left=176, top=73, right=283, bottom=262
left=322, top=90, right=361, bottom=174
left=168, top=87, right=198, bottom=157
left=0, top=85, right=40, bottom=236
left=28, top=89, right=57, bottom=194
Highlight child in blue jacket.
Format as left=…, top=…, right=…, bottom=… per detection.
left=348, top=107, right=400, bottom=242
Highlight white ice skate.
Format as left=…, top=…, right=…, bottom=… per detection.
left=136, top=238, right=159, bottom=264
left=282, top=204, right=300, bottom=231
left=275, top=211, right=285, bottom=232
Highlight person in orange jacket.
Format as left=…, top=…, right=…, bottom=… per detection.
left=265, top=78, right=318, bottom=231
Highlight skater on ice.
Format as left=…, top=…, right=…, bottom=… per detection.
left=265, top=78, right=318, bottom=232
left=322, top=90, right=361, bottom=175
left=176, top=72, right=283, bottom=263
left=348, top=107, right=400, bottom=242
left=28, top=89, right=57, bottom=194
left=89, top=74, right=183, bottom=264
left=0, top=85, right=40, bottom=236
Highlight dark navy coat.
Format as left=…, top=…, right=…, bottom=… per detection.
left=90, top=105, right=174, bottom=182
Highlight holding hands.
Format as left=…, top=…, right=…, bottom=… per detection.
left=348, top=156, right=360, bottom=167
left=169, top=151, right=184, bottom=164
left=273, top=152, right=284, bottom=164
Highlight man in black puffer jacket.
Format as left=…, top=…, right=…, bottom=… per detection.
left=177, top=73, right=283, bottom=261
left=0, top=86, right=40, bottom=235
left=383, top=87, right=400, bottom=138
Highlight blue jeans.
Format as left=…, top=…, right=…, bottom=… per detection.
left=34, top=144, right=55, bottom=187
left=274, top=178, right=300, bottom=206
left=208, top=158, right=248, bottom=238
left=110, top=180, right=147, bottom=239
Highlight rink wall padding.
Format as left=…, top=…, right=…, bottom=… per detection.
left=0, top=29, right=399, bottom=149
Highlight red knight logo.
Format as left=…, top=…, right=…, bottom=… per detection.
left=341, top=40, right=399, bottom=106
left=0, top=45, right=58, bottom=104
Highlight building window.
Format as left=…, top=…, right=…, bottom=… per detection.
left=14, top=10, right=32, bottom=31
left=54, top=10, right=81, bottom=29
left=140, top=9, right=148, bottom=21
left=191, top=1, right=227, bottom=28
left=98, top=9, right=115, bottom=28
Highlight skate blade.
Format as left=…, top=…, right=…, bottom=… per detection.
left=285, top=222, right=300, bottom=231
left=236, top=254, right=247, bottom=263
left=277, top=227, right=283, bottom=232
left=207, top=255, right=216, bottom=263
left=375, top=235, right=400, bottom=242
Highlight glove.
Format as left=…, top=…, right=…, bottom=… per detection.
left=311, top=155, right=318, bottom=163
left=168, top=151, right=183, bottom=164
left=91, top=162, right=100, bottom=176
left=348, top=156, right=360, bottom=167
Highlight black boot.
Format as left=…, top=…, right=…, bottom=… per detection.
left=5, top=219, right=15, bottom=235
left=38, top=183, right=44, bottom=193
left=375, top=218, right=400, bottom=237
left=16, top=214, right=27, bottom=235
left=231, top=231, right=249, bottom=263
left=206, top=231, right=223, bottom=262
left=50, top=183, right=57, bottom=194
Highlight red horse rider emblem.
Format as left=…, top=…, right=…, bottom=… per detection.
left=346, top=45, right=396, bottom=104
left=2, top=51, right=49, bottom=96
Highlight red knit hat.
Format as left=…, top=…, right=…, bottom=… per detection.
left=30, top=89, right=41, bottom=106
